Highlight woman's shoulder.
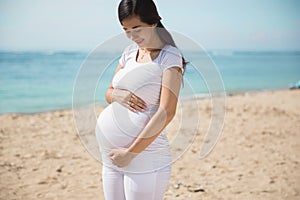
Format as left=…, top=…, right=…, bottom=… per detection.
left=158, top=45, right=183, bottom=69
left=159, top=45, right=183, bottom=64
left=159, top=45, right=183, bottom=62
left=162, top=45, right=182, bottom=56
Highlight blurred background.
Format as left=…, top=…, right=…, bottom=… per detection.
left=1, top=0, right=300, bottom=114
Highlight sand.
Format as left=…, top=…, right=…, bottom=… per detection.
left=0, top=90, right=299, bottom=200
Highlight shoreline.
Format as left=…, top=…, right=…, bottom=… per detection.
left=1, top=88, right=296, bottom=116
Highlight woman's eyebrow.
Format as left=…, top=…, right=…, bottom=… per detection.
left=123, top=25, right=141, bottom=31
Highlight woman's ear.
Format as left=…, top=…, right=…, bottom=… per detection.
left=152, top=23, right=158, bottom=27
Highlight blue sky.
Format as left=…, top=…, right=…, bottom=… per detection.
left=0, top=0, right=300, bottom=51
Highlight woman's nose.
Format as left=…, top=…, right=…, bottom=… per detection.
left=130, top=31, right=139, bottom=40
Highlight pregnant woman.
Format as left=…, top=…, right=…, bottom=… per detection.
left=95, top=0, right=187, bottom=199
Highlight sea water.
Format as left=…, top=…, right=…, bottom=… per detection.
left=0, top=50, right=299, bottom=114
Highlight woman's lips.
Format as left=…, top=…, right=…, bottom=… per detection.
left=135, top=39, right=144, bottom=45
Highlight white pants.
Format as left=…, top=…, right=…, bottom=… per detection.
left=102, top=165, right=171, bottom=200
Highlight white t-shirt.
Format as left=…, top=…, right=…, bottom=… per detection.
left=113, top=43, right=184, bottom=107
left=97, top=44, right=184, bottom=172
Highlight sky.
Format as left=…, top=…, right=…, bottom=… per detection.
left=0, top=0, right=300, bottom=51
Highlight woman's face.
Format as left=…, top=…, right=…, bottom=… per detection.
left=121, top=15, right=157, bottom=48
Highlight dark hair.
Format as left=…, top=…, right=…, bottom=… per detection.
left=118, top=0, right=188, bottom=70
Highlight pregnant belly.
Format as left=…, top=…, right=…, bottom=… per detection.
left=96, top=102, right=150, bottom=153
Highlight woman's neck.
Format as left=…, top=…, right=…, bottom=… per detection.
left=141, top=35, right=165, bottom=53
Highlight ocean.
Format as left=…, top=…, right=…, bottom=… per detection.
left=0, top=50, right=299, bottom=114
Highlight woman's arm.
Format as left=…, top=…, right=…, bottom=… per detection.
left=106, top=64, right=147, bottom=112
left=105, top=64, right=123, bottom=104
left=108, top=67, right=182, bottom=167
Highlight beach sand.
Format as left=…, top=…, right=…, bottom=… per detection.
left=0, top=90, right=299, bottom=200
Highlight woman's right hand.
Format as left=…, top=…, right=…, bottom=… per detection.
left=112, top=88, right=147, bottom=112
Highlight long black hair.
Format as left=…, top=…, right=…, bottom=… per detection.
left=118, top=0, right=188, bottom=70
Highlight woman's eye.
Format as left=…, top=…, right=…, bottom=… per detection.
left=134, top=28, right=141, bottom=33
left=124, top=27, right=142, bottom=36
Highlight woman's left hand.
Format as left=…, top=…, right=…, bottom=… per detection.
left=108, top=149, right=136, bottom=168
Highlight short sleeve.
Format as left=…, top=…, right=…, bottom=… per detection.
left=118, top=51, right=126, bottom=67
left=118, top=44, right=138, bottom=68
left=161, top=46, right=184, bottom=73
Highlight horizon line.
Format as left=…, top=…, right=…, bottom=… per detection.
left=1, top=48, right=300, bottom=53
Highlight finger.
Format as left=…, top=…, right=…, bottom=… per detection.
left=108, top=151, right=114, bottom=157
left=131, top=101, right=144, bottom=112
left=126, top=100, right=134, bottom=110
left=128, top=99, right=146, bottom=112
left=129, top=93, right=135, bottom=102
left=131, top=94, right=140, bottom=104
left=111, top=160, right=117, bottom=166
left=127, top=102, right=136, bottom=112
left=131, top=95, right=147, bottom=109
left=136, top=101, right=147, bottom=110
left=133, top=103, right=146, bottom=112
left=111, top=159, right=122, bottom=168
left=131, top=94, right=136, bottom=100
left=138, top=99, right=147, bottom=109
left=130, top=107, right=137, bottom=112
